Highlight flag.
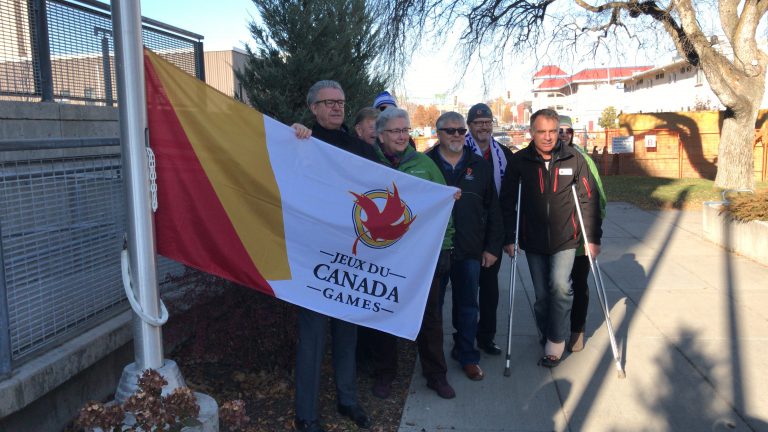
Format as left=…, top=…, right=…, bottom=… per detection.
left=143, top=50, right=454, bottom=340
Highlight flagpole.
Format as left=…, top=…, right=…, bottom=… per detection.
left=111, top=0, right=183, bottom=400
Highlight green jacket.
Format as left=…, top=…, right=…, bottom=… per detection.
left=573, top=144, right=607, bottom=255
left=375, top=143, right=455, bottom=250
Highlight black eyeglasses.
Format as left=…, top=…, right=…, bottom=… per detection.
left=559, top=128, right=574, bottom=134
left=314, top=99, right=345, bottom=108
left=470, top=120, right=493, bottom=127
left=438, top=127, right=468, bottom=136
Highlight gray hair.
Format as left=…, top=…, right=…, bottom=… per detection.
left=306, top=80, right=344, bottom=106
left=353, top=107, right=380, bottom=127
left=436, top=111, right=465, bottom=129
left=375, top=108, right=410, bottom=133
left=530, top=108, right=560, bottom=130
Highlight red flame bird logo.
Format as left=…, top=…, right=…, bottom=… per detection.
left=350, top=183, right=416, bottom=254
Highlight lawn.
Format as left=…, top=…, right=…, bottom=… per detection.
left=602, top=176, right=768, bottom=210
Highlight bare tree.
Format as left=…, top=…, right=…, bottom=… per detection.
left=374, top=0, right=767, bottom=189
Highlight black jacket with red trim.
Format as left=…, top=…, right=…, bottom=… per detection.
left=499, top=141, right=602, bottom=255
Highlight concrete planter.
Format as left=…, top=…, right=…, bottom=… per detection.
left=702, top=201, right=768, bottom=266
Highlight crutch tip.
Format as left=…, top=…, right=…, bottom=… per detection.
left=503, top=368, right=511, bottom=377
left=617, top=370, right=626, bottom=379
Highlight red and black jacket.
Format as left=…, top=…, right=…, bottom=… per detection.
left=499, top=141, right=601, bottom=255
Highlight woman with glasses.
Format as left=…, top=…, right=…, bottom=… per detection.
left=558, top=116, right=607, bottom=353
left=366, top=107, right=460, bottom=400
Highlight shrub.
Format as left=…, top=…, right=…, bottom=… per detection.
left=723, top=190, right=768, bottom=222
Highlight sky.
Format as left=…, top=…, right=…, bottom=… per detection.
left=139, top=0, right=536, bottom=104
left=137, top=0, right=674, bottom=105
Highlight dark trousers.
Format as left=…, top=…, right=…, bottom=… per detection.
left=295, top=308, right=357, bottom=422
left=441, top=258, right=481, bottom=365
left=570, top=255, right=591, bottom=333
left=417, top=267, right=449, bottom=380
left=369, top=262, right=449, bottom=381
left=477, top=257, right=502, bottom=344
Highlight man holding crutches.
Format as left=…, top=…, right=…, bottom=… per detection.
left=499, top=108, right=602, bottom=368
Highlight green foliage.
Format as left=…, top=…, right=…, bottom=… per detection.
left=598, top=106, right=618, bottom=129
left=237, top=0, right=387, bottom=125
left=724, top=190, right=768, bottom=222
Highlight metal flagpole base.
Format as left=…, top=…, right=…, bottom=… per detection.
left=115, top=359, right=186, bottom=403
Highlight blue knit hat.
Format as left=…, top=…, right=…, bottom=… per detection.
left=373, top=91, right=397, bottom=109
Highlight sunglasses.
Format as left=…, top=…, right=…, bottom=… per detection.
left=438, top=127, right=468, bottom=136
left=559, top=128, right=574, bottom=134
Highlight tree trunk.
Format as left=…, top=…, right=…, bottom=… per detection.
left=715, top=103, right=757, bottom=190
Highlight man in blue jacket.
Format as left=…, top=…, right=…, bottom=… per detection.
left=426, top=111, right=503, bottom=381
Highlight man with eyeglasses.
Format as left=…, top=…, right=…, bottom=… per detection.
left=294, top=80, right=376, bottom=432
left=306, top=80, right=379, bottom=163
left=426, top=111, right=503, bottom=381
left=558, top=116, right=606, bottom=353
left=499, top=109, right=601, bottom=369
left=464, top=103, right=514, bottom=356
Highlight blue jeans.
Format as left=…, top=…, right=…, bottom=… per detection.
left=526, top=249, right=576, bottom=344
left=440, top=258, right=481, bottom=365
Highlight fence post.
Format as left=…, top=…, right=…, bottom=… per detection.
left=194, top=40, right=205, bottom=81
left=30, top=0, right=54, bottom=102
left=95, top=27, right=114, bottom=106
left=0, top=226, right=12, bottom=379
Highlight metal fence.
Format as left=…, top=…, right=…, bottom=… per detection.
left=0, top=139, right=185, bottom=373
left=0, top=0, right=204, bottom=105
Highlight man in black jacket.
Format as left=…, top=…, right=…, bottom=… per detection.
left=500, top=108, right=601, bottom=369
left=294, top=80, right=374, bottom=432
left=464, top=103, right=515, bottom=355
left=426, top=111, right=503, bottom=382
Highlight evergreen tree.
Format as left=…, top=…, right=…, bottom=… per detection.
left=237, top=0, right=387, bottom=126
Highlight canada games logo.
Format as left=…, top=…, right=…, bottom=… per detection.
left=350, top=183, right=417, bottom=254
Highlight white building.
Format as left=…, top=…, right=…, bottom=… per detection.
left=531, top=65, right=653, bottom=131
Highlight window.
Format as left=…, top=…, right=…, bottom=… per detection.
left=696, top=67, right=704, bottom=85
left=655, top=72, right=665, bottom=80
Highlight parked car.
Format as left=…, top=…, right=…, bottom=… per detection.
left=492, top=132, right=512, bottom=146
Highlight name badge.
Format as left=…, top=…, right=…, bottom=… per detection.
left=559, top=168, right=573, bottom=175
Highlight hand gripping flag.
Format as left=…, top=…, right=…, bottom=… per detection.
left=144, top=50, right=455, bottom=339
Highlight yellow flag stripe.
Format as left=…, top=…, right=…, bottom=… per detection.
left=146, top=50, right=290, bottom=280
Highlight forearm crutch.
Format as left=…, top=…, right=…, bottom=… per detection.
left=504, top=180, right=522, bottom=377
left=570, top=184, right=626, bottom=378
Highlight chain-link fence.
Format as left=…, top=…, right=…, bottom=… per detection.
left=0, top=0, right=204, bottom=105
left=0, top=139, right=185, bottom=372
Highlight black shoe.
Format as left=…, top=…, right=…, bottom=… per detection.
left=478, top=340, right=502, bottom=355
left=337, top=404, right=371, bottom=429
left=426, top=375, right=456, bottom=399
left=295, top=418, right=326, bottom=432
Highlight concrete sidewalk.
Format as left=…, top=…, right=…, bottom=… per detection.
left=398, top=202, right=768, bottom=432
